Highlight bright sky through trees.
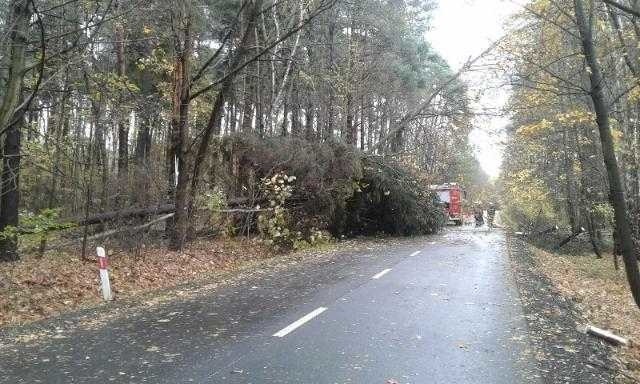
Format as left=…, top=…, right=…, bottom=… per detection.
left=428, top=0, right=521, bottom=178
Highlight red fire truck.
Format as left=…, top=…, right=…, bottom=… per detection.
left=431, top=183, right=465, bottom=226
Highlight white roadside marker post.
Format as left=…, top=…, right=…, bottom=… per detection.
left=96, top=246, right=113, bottom=301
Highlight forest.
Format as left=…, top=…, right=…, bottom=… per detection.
left=499, top=0, right=640, bottom=306
left=8, top=1, right=640, bottom=381
left=0, top=0, right=487, bottom=262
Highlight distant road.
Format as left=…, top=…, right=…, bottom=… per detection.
left=2, top=228, right=540, bottom=383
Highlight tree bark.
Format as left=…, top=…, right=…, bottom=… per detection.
left=0, top=0, right=31, bottom=262
left=562, top=130, right=579, bottom=232
left=135, top=110, right=152, bottom=164
left=166, top=3, right=193, bottom=250
left=574, top=0, right=640, bottom=307
left=180, top=0, right=262, bottom=249
left=305, top=103, right=315, bottom=140
left=115, top=16, right=129, bottom=183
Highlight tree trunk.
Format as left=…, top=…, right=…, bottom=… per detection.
left=115, top=18, right=129, bottom=184
left=166, top=4, right=193, bottom=250
left=182, top=0, right=263, bottom=248
left=344, top=7, right=355, bottom=146
left=291, top=86, right=300, bottom=137
left=0, top=0, right=31, bottom=262
left=241, top=20, right=256, bottom=136
left=135, top=110, right=152, bottom=164
left=360, top=96, right=366, bottom=150
left=281, top=96, right=289, bottom=136
left=345, top=92, right=355, bottom=145
left=562, top=130, right=579, bottom=232
left=324, top=9, right=336, bottom=141
left=574, top=0, right=640, bottom=307
left=0, top=119, right=22, bottom=262
left=305, top=103, right=315, bottom=140
left=229, top=101, right=236, bottom=134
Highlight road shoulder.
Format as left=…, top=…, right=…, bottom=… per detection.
left=507, top=235, right=615, bottom=383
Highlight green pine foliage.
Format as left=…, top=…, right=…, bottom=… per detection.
left=341, top=157, right=445, bottom=236
left=209, top=135, right=444, bottom=245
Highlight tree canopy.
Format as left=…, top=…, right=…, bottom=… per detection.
left=0, top=0, right=486, bottom=260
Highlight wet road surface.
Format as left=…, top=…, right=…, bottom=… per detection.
left=1, top=228, right=540, bottom=383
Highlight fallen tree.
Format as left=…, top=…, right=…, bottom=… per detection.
left=76, top=205, right=175, bottom=226
left=73, top=197, right=251, bottom=226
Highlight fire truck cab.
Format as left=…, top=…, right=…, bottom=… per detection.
left=431, top=183, right=466, bottom=226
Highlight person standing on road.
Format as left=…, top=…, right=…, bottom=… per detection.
left=474, top=205, right=484, bottom=227
left=487, top=202, right=497, bottom=228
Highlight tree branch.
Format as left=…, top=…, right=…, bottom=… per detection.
left=190, top=0, right=337, bottom=101
left=602, top=0, right=640, bottom=18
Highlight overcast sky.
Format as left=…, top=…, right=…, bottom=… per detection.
left=426, top=0, right=522, bottom=179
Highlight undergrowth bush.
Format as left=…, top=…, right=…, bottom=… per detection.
left=0, top=209, right=74, bottom=256
left=195, top=187, right=229, bottom=235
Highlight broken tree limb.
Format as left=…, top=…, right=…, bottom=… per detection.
left=38, top=207, right=269, bottom=253
left=602, top=0, right=640, bottom=18
left=585, top=325, right=630, bottom=346
left=370, top=37, right=504, bottom=153
left=73, top=197, right=252, bottom=226
left=86, top=213, right=176, bottom=242
left=554, top=227, right=585, bottom=250
left=512, top=225, right=557, bottom=239
left=82, top=208, right=267, bottom=240
left=46, top=213, right=177, bottom=251
left=530, top=225, right=559, bottom=238
left=217, top=208, right=268, bottom=213
left=76, top=204, right=175, bottom=226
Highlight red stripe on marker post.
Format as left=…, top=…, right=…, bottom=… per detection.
left=96, top=247, right=112, bottom=301
left=98, top=255, right=108, bottom=269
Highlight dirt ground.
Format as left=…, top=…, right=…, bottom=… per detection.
left=528, top=242, right=640, bottom=383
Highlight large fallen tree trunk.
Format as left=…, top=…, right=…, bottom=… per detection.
left=40, top=207, right=269, bottom=253
left=76, top=204, right=175, bottom=226
left=80, top=213, right=176, bottom=245
left=73, top=197, right=252, bottom=226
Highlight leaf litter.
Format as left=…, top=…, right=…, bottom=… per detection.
left=531, top=245, right=640, bottom=383
left=507, top=236, right=616, bottom=383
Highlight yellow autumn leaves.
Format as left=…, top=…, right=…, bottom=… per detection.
left=516, top=109, right=595, bottom=138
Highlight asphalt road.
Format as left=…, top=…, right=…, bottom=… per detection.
left=1, top=228, right=541, bottom=383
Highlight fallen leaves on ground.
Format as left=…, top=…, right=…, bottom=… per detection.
left=531, top=247, right=640, bottom=382
left=0, top=238, right=271, bottom=328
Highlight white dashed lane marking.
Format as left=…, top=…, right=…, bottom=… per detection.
left=273, top=307, right=328, bottom=337
left=371, top=268, right=392, bottom=279
left=274, top=247, right=428, bottom=338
